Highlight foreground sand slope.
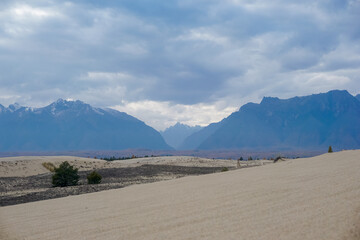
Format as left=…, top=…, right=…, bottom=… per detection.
left=1, top=150, right=360, bottom=240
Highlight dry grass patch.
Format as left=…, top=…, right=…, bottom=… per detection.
left=42, top=162, right=55, bottom=172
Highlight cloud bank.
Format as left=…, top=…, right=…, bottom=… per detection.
left=0, top=0, right=359, bottom=130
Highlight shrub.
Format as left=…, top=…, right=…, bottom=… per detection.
left=52, top=161, right=80, bottom=187
left=87, top=171, right=102, bottom=184
left=328, top=146, right=333, bottom=153
left=42, top=162, right=55, bottom=172
left=221, top=167, right=229, bottom=172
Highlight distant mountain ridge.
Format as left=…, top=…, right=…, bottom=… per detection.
left=179, top=122, right=222, bottom=150
left=2, top=90, right=359, bottom=152
left=0, top=99, right=171, bottom=151
left=160, top=123, right=202, bottom=149
left=181, top=90, right=360, bottom=151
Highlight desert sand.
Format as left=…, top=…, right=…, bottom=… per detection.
left=1, top=150, right=360, bottom=239
left=1, top=155, right=248, bottom=206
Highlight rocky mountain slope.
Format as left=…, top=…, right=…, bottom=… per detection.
left=0, top=99, right=171, bottom=151
left=181, top=90, right=360, bottom=151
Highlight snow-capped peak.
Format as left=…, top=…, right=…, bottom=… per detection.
left=44, top=98, right=100, bottom=116
left=55, top=98, right=66, bottom=103
left=8, top=103, right=23, bottom=112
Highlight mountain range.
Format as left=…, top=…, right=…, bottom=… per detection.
left=0, top=99, right=170, bottom=151
left=160, top=123, right=202, bottom=149
left=180, top=90, right=360, bottom=151
left=0, top=90, right=359, bottom=152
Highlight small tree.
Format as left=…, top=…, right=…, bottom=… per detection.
left=328, top=146, right=333, bottom=153
left=87, top=171, right=102, bottom=184
left=52, top=161, right=80, bottom=187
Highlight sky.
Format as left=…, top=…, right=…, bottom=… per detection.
left=0, top=0, right=359, bottom=130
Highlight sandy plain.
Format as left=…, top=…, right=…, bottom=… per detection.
left=0, top=155, right=249, bottom=178
left=1, top=156, right=257, bottom=206
left=1, top=150, right=360, bottom=239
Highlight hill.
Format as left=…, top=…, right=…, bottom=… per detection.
left=0, top=99, right=171, bottom=151
left=181, top=90, right=360, bottom=150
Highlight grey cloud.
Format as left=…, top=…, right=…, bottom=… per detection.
left=0, top=0, right=359, bottom=118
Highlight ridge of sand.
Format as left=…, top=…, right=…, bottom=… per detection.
left=1, top=150, right=360, bottom=240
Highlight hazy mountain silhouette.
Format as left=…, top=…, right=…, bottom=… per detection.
left=181, top=90, right=360, bottom=151
left=179, top=122, right=222, bottom=150
left=160, top=122, right=202, bottom=149
left=0, top=99, right=171, bottom=151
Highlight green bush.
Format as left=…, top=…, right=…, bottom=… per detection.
left=52, top=161, right=80, bottom=187
left=221, top=167, right=229, bottom=172
left=87, top=171, right=102, bottom=184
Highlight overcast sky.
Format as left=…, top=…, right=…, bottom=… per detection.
left=0, top=0, right=359, bottom=130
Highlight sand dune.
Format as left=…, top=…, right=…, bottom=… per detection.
left=1, top=150, right=360, bottom=239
